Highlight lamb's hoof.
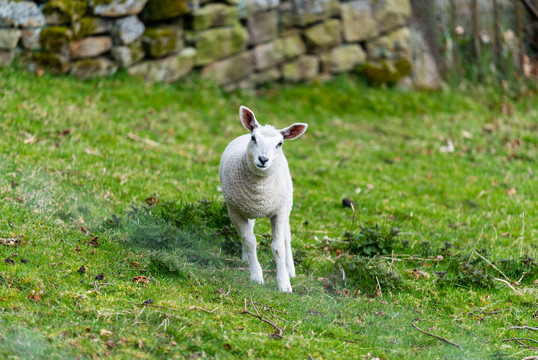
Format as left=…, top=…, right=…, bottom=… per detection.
left=288, top=269, right=296, bottom=278
left=279, top=285, right=293, bottom=293
left=250, top=274, right=264, bottom=284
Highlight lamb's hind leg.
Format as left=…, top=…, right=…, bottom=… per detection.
left=271, top=215, right=292, bottom=293
left=229, top=210, right=263, bottom=284
left=284, top=222, right=295, bottom=278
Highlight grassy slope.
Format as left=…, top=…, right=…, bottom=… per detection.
left=0, top=68, right=537, bottom=359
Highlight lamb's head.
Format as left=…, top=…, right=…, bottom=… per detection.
left=240, top=106, right=307, bottom=176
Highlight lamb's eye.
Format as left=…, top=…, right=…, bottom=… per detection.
left=276, top=142, right=283, bottom=148
left=251, top=135, right=256, bottom=143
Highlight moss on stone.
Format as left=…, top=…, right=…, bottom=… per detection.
left=142, top=0, right=191, bottom=22
left=40, top=26, right=73, bottom=56
left=356, top=58, right=412, bottom=86
left=43, top=0, right=87, bottom=24
left=71, top=57, right=116, bottom=79
left=142, top=26, right=183, bottom=58
left=76, top=17, right=112, bottom=38
left=194, top=24, right=247, bottom=66
left=30, top=52, right=70, bottom=74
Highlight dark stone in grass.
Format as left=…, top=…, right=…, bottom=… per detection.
left=143, top=299, right=154, bottom=305
left=342, top=198, right=354, bottom=208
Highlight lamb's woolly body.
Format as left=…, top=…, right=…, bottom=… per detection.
left=219, top=134, right=293, bottom=220
left=219, top=106, right=307, bottom=293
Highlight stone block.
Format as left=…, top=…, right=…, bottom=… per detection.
left=320, top=45, right=366, bottom=73
left=253, top=34, right=305, bottom=70
left=247, top=10, right=277, bottom=45
left=356, top=59, right=411, bottom=86
left=304, top=19, right=342, bottom=53
left=21, top=28, right=42, bottom=50
left=90, top=0, right=149, bottom=17
left=341, top=1, right=378, bottom=42
left=374, top=0, right=411, bottom=33
left=367, top=27, right=410, bottom=61
left=0, top=28, right=21, bottom=50
left=71, top=57, right=117, bottom=79
left=43, top=0, right=87, bottom=25
left=129, top=47, right=197, bottom=82
left=77, top=17, right=114, bottom=38
left=113, top=15, right=145, bottom=45
left=40, top=26, right=74, bottom=57
left=194, top=24, right=247, bottom=66
left=251, top=67, right=281, bottom=84
left=282, top=55, right=319, bottom=81
left=26, top=52, right=71, bottom=74
left=70, top=36, right=113, bottom=59
left=238, top=0, right=279, bottom=18
left=0, top=1, right=46, bottom=28
left=192, top=4, right=238, bottom=31
left=0, top=50, right=14, bottom=66
left=280, top=0, right=339, bottom=28
left=142, top=0, right=192, bottom=22
left=200, top=51, right=253, bottom=85
left=142, top=26, right=184, bottom=58
left=111, top=41, right=145, bottom=68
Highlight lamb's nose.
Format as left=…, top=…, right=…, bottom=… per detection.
left=258, top=156, right=268, bottom=165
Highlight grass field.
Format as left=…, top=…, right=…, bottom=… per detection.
left=0, top=68, right=537, bottom=359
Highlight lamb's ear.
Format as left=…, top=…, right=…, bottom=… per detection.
left=239, top=106, right=259, bottom=132
left=281, top=123, right=308, bottom=140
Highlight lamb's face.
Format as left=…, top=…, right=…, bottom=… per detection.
left=239, top=105, right=307, bottom=177
left=248, top=125, right=284, bottom=174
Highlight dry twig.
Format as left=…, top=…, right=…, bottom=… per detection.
left=412, top=322, right=460, bottom=348
left=127, top=133, right=161, bottom=147
left=503, top=338, right=538, bottom=349
left=239, top=298, right=283, bottom=338
left=187, top=306, right=219, bottom=313
left=510, top=326, right=538, bottom=331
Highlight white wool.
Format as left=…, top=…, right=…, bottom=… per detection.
left=219, top=106, right=307, bottom=293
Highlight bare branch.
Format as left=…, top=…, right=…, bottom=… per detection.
left=412, top=322, right=460, bottom=348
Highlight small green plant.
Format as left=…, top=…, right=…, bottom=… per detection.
left=343, top=224, right=400, bottom=257
left=336, top=255, right=403, bottom=295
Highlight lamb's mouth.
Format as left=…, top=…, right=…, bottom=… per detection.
left=255, top=163, right=268, bottom=170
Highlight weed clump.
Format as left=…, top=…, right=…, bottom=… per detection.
left=336, top=255, right=402, bottom=295
left=343, top=224, right=400, bottom=257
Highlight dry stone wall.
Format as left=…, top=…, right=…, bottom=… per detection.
left=0, top=0, right=414, bottom=88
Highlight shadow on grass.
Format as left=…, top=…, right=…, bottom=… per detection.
left=101, top=199, right=243, bottom=278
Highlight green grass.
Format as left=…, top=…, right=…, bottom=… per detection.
left=0, top=68, right=537, bottom=359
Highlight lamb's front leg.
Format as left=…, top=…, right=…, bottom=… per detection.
left=229, top=210, right=263, bottom=284
left=271, top=215, right=292, bottom=293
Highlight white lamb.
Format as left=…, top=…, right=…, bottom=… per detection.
left=219, top=106, right=308, bottom=293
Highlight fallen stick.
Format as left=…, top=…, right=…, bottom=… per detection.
left=187, top=306, right=219, bottom=313
left=127, top=133, right=161, bottom=147
left=510, top=326, right=538, bottom=331
left=411, top=322, right=460, bottom=348
left=239, top=298, right=283, bottom=338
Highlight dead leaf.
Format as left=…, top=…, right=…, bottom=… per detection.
left=4, top=257, right=15, bottom=265
left=100, top=329, right=113, bottom=337
left=130, top=261, right=140, bottom=268
left=144, top=196, right=159, bottom=206
left=171, top=341, right=177, bottom=346
left=409, top=269, right=430, bottom=279
left=506, top=187, right=516, bottom=196
left=0, top=238, right=20, bottom=247
left=78, top=265, right=86, bottom=274
left=137, top=339, right=143, bottom=349
left=80, top=226, right=91, bottom=235
left=87, top=236, right=99, bottom=247
left=132, top=276, right=149, bottom=284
